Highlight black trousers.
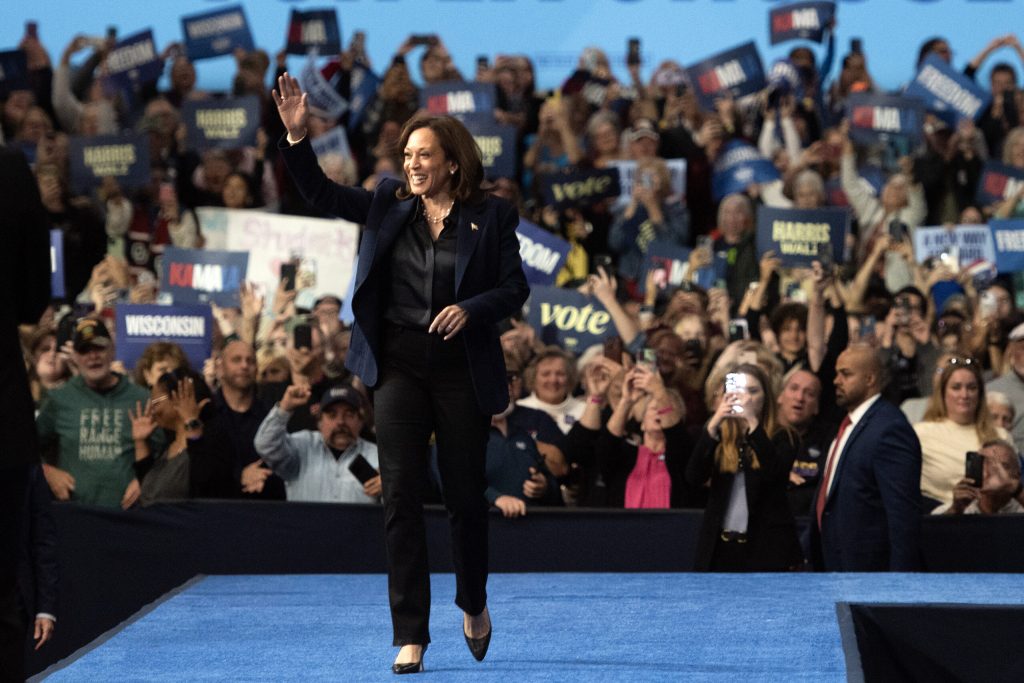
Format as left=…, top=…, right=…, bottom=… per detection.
left=374, top=324, right=491, bottom=646
left=0, top=466, right=28, bottom=683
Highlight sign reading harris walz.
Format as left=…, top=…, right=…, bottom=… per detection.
left=115, top=304, right=213, bottom=370
left=540, top=168, right=621, bottom=210
left=756, top=206, right=850, bottom=267
left=465, top=119, right=517, bottom=179
left=846, top=93, right=926, bottom=145
left=421, top=81, right=496, bottom=125
left=906, top=53, right=990, bottom=124
left=286, top=8, right=341, bottom=56
left=104, top=31, right=163, bottom=92
left=769, top=1, right=836, bottom=45
left=686, top=42, right=766, bottom=111
left=68, top=133, right=151, bottom=195
left=183, top=96, right=261, bottom=151
left=182, top=5, right=255, bottom=61
left=975, top=161, right=1024, bottom=208
left=526, top=286, right=614, bottom=352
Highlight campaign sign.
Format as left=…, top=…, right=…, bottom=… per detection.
left=160, top=246, right=248, bottom=307
left=756, top=206, right=850, bottom=267
left=311, top=127, right=353, bottom=166
left=50, top=230, right=65, bottom=299
left=104, top=30, right=163, bottom=92
left=686, top=42, right=766, bottom=111
left=975, top=161, right=1024, bottom=207
left=912, top=225, right=996, bottom=268
left=286, top=9, right=341, bottom=56
left=466, top=120, right=517, bottom=179
left=301, top=53, right=348, bottom=120
left=421, top=82, right=496, bottom=125
left=183, top=96, right=260, bottom=151
left=608, top=159, right=688, bottom=206
left=347, top=63, right=380, bottom=132
left=182, top=5, right=254, bottom=61
left=526, top=286, right=614, bottom=353
left=643, top=241, right=692, bottom=295
left=769, top=1, right=836, bottom=45
left=906, top=54, right=989, bottom=124
left=846, top=93, right=926, bottom=145
left=711, top=140, right=780, bottom=201
left=68, top=133, right=151, bottom=194
left=115, top=304, right=213, bottom=370
left=540, top=168, right=621, bottom=210
left=0, top=50, right=29, bottom=97
left=989, top=219, right=1024, bottom=273
left=516, top=219, right=571, bottom=287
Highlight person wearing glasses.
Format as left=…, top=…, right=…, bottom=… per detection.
left=914, top=355, right=1009, bottom=512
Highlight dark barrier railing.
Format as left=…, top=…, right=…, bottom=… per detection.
left=25, top=501, right=1024, bottom=676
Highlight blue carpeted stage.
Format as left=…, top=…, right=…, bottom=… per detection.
left=35, top=573, right=1024, bottom=681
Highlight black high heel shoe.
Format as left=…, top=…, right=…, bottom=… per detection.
left=392, top=644, right=427, bottom=675
left=464, top=610, right=492, bottom=662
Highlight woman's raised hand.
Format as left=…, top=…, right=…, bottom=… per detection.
left=272, top=73, right=310, bottom=140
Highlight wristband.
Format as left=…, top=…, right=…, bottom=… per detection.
left=588, top=395, right=604, bottom=405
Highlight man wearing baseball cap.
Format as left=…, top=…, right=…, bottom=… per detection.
left=254, top=382, right=381, bottom=503
left=986, top=322, right=1024, bottom=452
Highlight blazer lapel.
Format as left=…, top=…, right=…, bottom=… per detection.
left=455, top=202, right=485, bottom=295
left=357, top=197, right=415, bottom=294
left=826, top=400, right=881, bottom=504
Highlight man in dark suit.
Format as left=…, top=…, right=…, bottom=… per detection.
left=813, top=344, right=922, bottom=571
left=0, top=147, right=52, bottom=679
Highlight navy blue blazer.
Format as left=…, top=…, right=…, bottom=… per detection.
left=813, top=397, right=922, bottom=571
left=279, top=136, right=529, bottom=415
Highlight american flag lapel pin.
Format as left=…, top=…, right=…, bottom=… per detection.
left=471, top=222, right=479, bottom=231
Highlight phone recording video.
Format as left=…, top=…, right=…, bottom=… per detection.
left=724, top=372, right=746, bottom=414
left=293, top=323, right=313, bottom=350
left=965, top=451, right=984, bottom=487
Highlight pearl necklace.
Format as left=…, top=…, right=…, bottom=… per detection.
left=425, top=199, right=455, bottom=225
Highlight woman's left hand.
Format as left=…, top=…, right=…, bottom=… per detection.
left=429, top=305, right=470, bottom=340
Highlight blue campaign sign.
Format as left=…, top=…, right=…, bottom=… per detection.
left=160, top=246, right=248, bottom=307
left=466, top=119, right=517, bottom=179
left=347, top=63, right=380, bottom=132
left=989, top=220, right=1024, bottom=274
left=906, top=54, right=990, bottom=124
left=68, top=133, right=151, bottom=195
left=976, top=161, right=1024, bottom=207
left=516, top=219, right=571, bottom=287
left=182, top=5, right=254, bottom=61
left=0, top=50, right=29, bottom=97
left=711, top=140, right=780, bottom=201
left=686, top=42, right=766, bottom=111
left=540, top=168, right=621, bottom=210
left=301, top=53, right=348, bottom=120
left=310, top=126, right=353, bottom=164
left=115, top=304, right=213, bottom=371
left=50, top=230, right=65, bottom=299
left=912, top=224, right=995, bottom=267
left=846, top=93, right=926, bottom=145
left=183, top=96, right=261, bottom=151
left=421, top=81, right=496, bottom=124
left=769, top=2, right=835, bottom=45
left=756, top=206, right=850, bottom=267
left=286, top=8, right=341, bottom=56
left=104, top=30, right=163, bottom=92
left=643, top=241, right=692, bottom=295
left=526, top=286, right=614, bottom=354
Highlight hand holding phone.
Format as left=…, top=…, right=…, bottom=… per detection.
left=348, top=454, right=379, bottom=484
left=965, top=451, right=984, bottom=487
left=280, top=263, right=297, bottom=292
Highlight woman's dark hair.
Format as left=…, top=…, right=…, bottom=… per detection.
left=395, top=115, right=486, bottom=204
left=916, top=37, right=948, bottom=69
left=769, top=302, right=808, bottom=338
left=224, top=170, right=262, bottom=208
left=134, top=342, right=191, bottom=387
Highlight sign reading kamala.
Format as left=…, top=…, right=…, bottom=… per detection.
left=183, top=96, right=261, bottom=150
left=912, top=225, right=995, bottom=267
left=643, top=241, right=692, bottom=295
left=976, top=161, right=1024, bottom=207
left=104, top=30, right=163, bottom=92
left=987, top=220, right=1024, bottom=273
left=181, top=5, right=254, bottom=61
left=421, top=82, right=496, bottom=124
left=0, top=50, right=29, bottom=97
left=906, top=54, right=989, bottom=123
left=769, top=1, right=836, bottom=45
left=466, top=120, right=517, bottom=179
left=68, top=133, right=150, bottom=194
left=515, top=219, right=570, bottom=287
left=846, top=93, right=926, bottom=145
left=711, top=140, right=780, bottom=201
left=540, top=168, right=621, bottom=210
left=286, top=8, right=341, bottom=56
left=301, top=53, right=348, bottom=120
left=160, top=246, right=249, bottom=307
left=756, top=206, right=850, bottom=267
left=50, top=230, right=65, bottom=299
left=526, top=286, right=614, bottom=352
left=686, top=42, right=766, bottom=111
left=116, top=304, right=213, bottom=371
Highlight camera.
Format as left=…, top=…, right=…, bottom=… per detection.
left=725, top=372, right=746, bottom=414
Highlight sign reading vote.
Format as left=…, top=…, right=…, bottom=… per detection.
left=115, top=304, right=213, bottom=371
left=906, top=54, right=989, bottom=123
left=769, top=1, right=836, bottom=45
left=686, top=42, right=766, bottom=111
left=421, top=82, right=496, bottom=124
left=540, top=168, right=621, bottom=209
left=104, top=30, right=163, bottom=91
left=68, top=133, right=151, bottom=194
left=286, top=8, right=341, bottom=56
left=301, top=53, right=348, bottom=120
left=50, top=230, right=65, bottom=299
left=712, top=140, right=780, bottom=201
left=160, top=246, right=248, bottom=307
left=989, top=219, right=1024, bottom=273
left=0, top=50, right=29, bottom=97
left=912, top=224, right=996, bottom=267
left=976, top=161, right=1024, bottom=207
left=183, top=96, right=260, bottom=150
left=466, top=120, right=517, bottom=179
left=182, top=5, right=254, bottom=61
left=526, top=286, right=614, bottom=353
left=643, top=241, right=692, bottom=295
left=515, top=219, right=571, bottom=287
left=756, top=206, right=850, bottom=267
left=846, top=93, right=926, bottom=145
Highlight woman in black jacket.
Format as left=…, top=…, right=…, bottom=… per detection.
left=686, top=363, right=803, bottom=571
